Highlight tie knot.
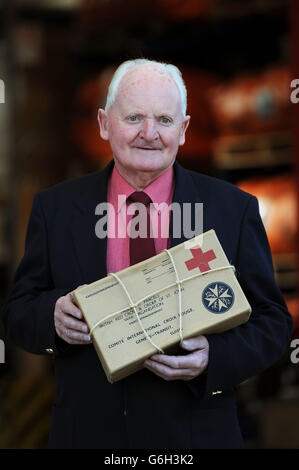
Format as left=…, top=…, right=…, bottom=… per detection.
left=128, top=191, right=152, bottom=206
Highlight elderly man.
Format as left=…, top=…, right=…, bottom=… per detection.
left=2, top=59, right=293, bottom=449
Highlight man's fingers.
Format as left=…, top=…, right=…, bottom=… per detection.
left=179, top=335, right=208, bottom=351
left=144, top=337, right=210, bottom=380
left=55, top=290, right=92, bottom=345
left=144, top=359, right=195, bottom=381
left=59, top=331, right=91, bottom=345
left=58, top=293, right=83, bottom=319
left=59, top=312, right=89, bottom=334
left=56, top=320, right=91, bottom=344
left=149, top=353, right=187, bottom=369
left=149, top=350, right=205, bottom=370
left=64, top=329, right=91, bottom=343
left=70, top=285, right=87, bottom=319
left=69, top=292, right=82, bottom=318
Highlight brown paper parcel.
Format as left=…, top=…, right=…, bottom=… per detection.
left=73, top=229, right=251, bottom=383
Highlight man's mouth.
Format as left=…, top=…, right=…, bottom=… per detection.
left=134, top=146, right=161, bottom=151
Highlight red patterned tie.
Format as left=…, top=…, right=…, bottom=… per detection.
left=127, top=191, right=156, bottom=265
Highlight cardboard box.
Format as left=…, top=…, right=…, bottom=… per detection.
left=73, top=229, right=251, bottom=383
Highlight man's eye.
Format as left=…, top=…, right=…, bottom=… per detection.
left=128, top=116, right=138, bottom=122
left=161, top=117, right=171, bottom=124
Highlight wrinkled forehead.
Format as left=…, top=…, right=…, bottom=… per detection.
left=115, top=66, right=181, bottom=112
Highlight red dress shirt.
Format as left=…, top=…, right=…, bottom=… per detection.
left=106, top=164, right=175, bottom=274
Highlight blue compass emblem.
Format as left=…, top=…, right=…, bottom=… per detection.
left=202, top=282, right=234, bottom=314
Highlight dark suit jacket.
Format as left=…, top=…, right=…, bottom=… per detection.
left=2, top=160, right=293, bottom=449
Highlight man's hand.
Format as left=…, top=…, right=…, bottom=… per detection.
left=54, top=288, right=92, bottom=345
left=144, top=335, right=209, bottom=381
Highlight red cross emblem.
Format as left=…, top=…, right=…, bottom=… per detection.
left=185, top=247, right=216, bottom=272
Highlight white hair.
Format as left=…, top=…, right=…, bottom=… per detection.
left=104, top=58, right=187, bottom=116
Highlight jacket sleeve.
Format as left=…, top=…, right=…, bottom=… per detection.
left=1, top=193, right=70, bottom=355
left=190, top=196, right=293, bottom=399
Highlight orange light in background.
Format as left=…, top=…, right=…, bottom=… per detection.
left=72, top=67, right=116, bottom=167
left=237, top=174, right=297, bottom=256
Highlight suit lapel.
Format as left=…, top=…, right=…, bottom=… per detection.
left=70, top=160, right=114, bottom=285
left=170, top=162, right=203, bottom=248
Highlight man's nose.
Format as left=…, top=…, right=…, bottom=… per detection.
left=139, top=118, right=159, bottom=141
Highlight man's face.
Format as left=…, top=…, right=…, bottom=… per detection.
left=98, top=67, right=190, bottom=179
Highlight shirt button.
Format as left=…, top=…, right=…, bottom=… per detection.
left=124, top=410, right=127, bottom=416
left=46, top=348, right=54, bottom=354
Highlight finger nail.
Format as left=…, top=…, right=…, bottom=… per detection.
left=85, top=334, right=91, bottom=341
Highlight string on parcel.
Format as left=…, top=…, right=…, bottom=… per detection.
left=89, top=249, right=235, bottom=354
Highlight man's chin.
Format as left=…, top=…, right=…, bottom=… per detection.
left=129, top=153, right=174, bottom=172
left=129, top=161, right=167, bottom=174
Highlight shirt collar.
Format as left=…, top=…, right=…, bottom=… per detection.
left=108, top=166, right=135, bottom=214
left=108, top=164, right=175, bottom=214
left=143, top=166, right=175, bottom=211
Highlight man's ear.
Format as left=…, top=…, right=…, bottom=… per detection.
left=97, top=108, right=109, bottom=141
left=179, top=115, right=191, bottom=146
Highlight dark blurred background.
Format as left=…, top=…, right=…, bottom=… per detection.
left=0, top=0, right=299, bottom=449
